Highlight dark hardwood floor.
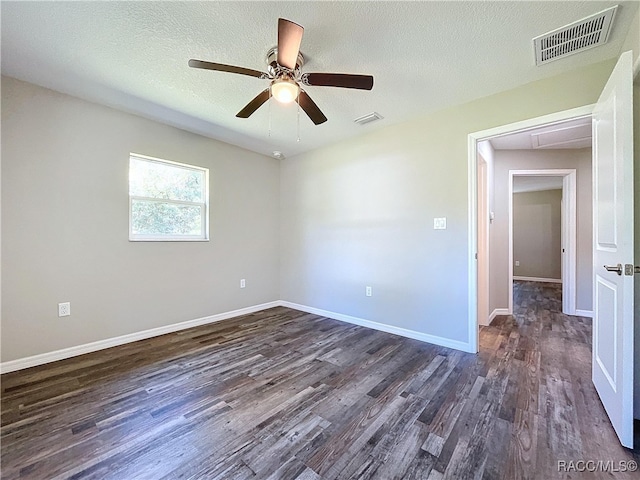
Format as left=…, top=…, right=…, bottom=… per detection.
left=2, top=281, right=638, bottom=479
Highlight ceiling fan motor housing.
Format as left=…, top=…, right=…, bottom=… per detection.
left=266, top=46, right=305, bottom=77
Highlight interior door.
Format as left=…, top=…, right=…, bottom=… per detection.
left=592, top=51, right=634, bottom=448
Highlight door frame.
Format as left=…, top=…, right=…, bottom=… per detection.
left=477, top=155, right=490, bottom=326
left=508, top=169, right=577, bottom=316
left=467, top=104, right=594, bottom=353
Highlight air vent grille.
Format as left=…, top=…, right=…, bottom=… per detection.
left=533, top=6, right=617, bottom=66
left=354, top=112, right=383, bottom=125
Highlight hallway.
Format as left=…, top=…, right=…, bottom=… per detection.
left=482, top=280, right=638, bottom=478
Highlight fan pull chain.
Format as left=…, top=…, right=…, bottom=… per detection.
left=268, top=89, right=272, bottom=138
left=296, top=89, right=301, bottom=143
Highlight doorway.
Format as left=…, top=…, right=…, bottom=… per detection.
left=509, top=170, right=577, bottom=316
left=466, top=104, right=593, bottom=352
left=468, top=52, right=635, bottom=449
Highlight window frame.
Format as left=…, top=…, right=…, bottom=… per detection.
left=128, top=153, right=210, bottom=242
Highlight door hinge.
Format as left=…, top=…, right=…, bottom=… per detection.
left=624, top=264, right=640, bottom=276
left=475, top=253, right=478, bottom=260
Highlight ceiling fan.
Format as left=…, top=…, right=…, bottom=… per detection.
left=189, top=18, right=374, bottom=125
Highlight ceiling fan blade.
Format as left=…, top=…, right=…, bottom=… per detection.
left=189, top=59, right=267, bottom=79
left=296, top=90, right=327, bottom=125
left=236, top=88, right=271, bottom=118
left=277, top=18, right=303, bottom=70
left=302, top=73, right=374, bottom=90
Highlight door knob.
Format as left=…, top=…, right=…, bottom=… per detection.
left=604, top=264, right=623, bottom=275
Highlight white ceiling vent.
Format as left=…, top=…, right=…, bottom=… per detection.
left=354, top=112, right=384, bottom=125
left=533, top=5, right=617, bottom=66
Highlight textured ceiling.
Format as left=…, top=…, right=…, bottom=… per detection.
left=1, top=1, right=637, bottom=158
left=490, top=117, right=593, bottom=150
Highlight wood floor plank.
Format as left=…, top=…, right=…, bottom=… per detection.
left=504, top=408, right=538, bottom=480
left=2, top=283, right=638, bottom=479
left=480, top=416, right=511, bottom=480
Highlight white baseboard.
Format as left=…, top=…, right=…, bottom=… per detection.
left=488, top=308, right=510, bottom=324
left=513, top=276, right=562, bottom=284
left=280, top=301, right=475, bottom=353
left=0, top=301, right=281, bottom=374
left=574, top=309, right=593, bottom=318
left=1, top=299, right=478, bottom=373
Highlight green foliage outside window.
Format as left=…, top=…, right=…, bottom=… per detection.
left=129, top=155, right=208, bottom=240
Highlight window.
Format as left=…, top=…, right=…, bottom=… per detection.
left=129, top=154, right=209, bottom=241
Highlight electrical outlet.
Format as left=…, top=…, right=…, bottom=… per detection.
left=515, top=260, right=520, bottom=267
left=58, top=302, right=70, bottom=317
left=240, top=279, right=246, bottom=288
left=366, top=286, right=372, bottom=297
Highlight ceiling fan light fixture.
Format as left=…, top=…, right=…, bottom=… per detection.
left=189, top=18, right=373, bottom=125
left=271, top=79, right=299, bottom=103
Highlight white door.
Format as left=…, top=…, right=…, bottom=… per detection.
left=592, top=51, right=634, bottom=448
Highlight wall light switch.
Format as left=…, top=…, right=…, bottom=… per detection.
left=434, top=217, right=447, bottom=230
left=366, top=286, right=372, bottom=297
left=240, top=279, right=246, bottom=288
left=515, top=261, right=520, bottom=267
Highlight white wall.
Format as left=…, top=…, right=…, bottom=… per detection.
left=629, top=0, right=640, bottom=427
left=478, top=141, right=496, bottom=217
left=490, top=149, right=592, bottom=313
left=1, top=77, right=281, bottom=362
left=280, top=60, right=615, bottom=349
left=631, top=54, right=640, bottom=419
left=634, top=76, right=640, bottom=421
left=477, top=140, right=496, bottom=225
left=513, top=189, right=562, bottom=280
left=478, top=141, right=497, bottom=320
left=0, top=56, right=623, bottom=364
left=476, top=141, right=495, bottom=326
left=622, top=4, right=640, bottom=67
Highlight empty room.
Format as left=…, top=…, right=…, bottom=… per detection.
left=1, top=2, right=639, bottom=479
